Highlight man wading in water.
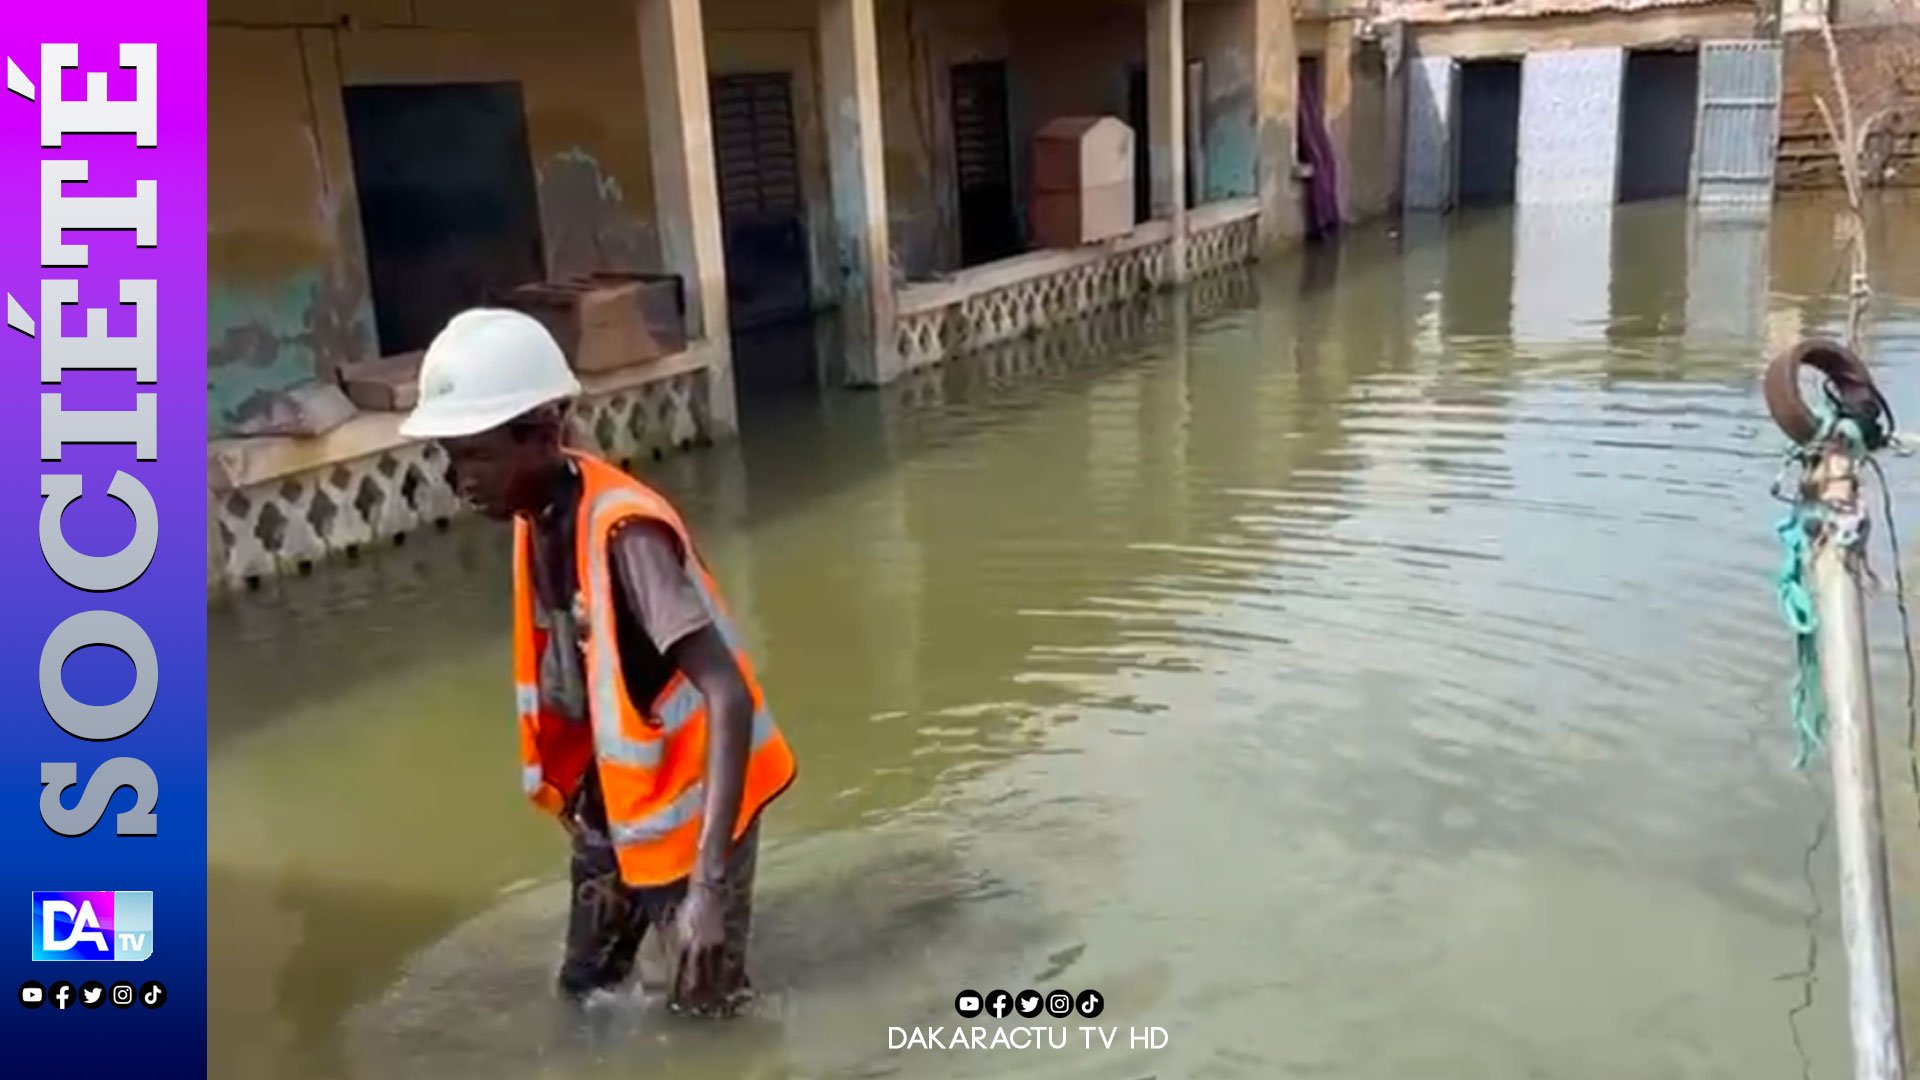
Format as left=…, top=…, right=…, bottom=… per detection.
left=400, top=308, right=798, bottom=1016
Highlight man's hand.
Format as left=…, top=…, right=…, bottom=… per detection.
left=672, top=882, right=730, bottom=1010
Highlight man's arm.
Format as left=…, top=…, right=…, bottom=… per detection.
left=668, top=627, right=753, bottom=887
left=608, top=521, right=754, bottom=889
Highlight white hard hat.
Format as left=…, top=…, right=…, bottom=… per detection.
left=399, top=308, right=583, bottom=440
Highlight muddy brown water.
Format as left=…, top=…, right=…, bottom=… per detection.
left=210, top=195, right=1920, bottom=1080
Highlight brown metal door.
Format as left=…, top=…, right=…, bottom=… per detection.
left=711, top=73, right=812, bottom=330
left=951, top=61, right=1020, bottom=267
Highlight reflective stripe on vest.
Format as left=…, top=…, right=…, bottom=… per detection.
left=608, top=709, right=779, bottom=847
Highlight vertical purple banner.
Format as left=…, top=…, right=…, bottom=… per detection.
left=0, top=5, right=207, bottom=1076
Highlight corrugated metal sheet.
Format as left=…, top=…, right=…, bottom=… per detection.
left=1403, top=57, right=1456, bottom=211
left=1516, top=47, right=1625, bottom=205
left=1691, top=40, right=1782, bottom=210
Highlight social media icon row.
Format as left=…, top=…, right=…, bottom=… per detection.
left=955, top=987, right=1103, bottom=1019
left=19, top=980, right=165, bottom=1010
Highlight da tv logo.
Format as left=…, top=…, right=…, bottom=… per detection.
left=31, top=892, right=153, bottom=962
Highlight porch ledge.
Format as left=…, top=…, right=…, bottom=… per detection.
left=209, top=338, right=720, bottom=493
left=1190, top=197, right=1260, bottom=232
left=898, top=218, right=1176, bottom=317
left=890, top=200, right=1260, bottom=372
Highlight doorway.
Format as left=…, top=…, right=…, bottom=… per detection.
left=711, top=72, right=813, bottom=331
left=342, top=82, right=546, bottom=357
left=1185, top=60, right=1205, bottom=209
left=1127, top=67, right=1151, bottom=224
left=1455, top=58, right=1523, bottom=206
left=1617, top=49, right=1700, bottom=202
left=951, top=61, right=1022, bottom=267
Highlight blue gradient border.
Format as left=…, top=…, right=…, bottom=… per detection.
left=0, top=7, right=208, bottom=1076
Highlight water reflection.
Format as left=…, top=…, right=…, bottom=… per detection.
left=1512, top=203, right=1613, bottom=346
left=210, top=196, right=1920, bottom=1080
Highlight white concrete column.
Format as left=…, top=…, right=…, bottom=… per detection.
left=1148, top=0, right=1189, bottom=282
left=638, top=0, right=737, bottom=435
left=1252, top=0, right=1301, bottom=251
left=820, top=0, right=902, bottom=387
left=1403, top=55, right=1456, bottom=212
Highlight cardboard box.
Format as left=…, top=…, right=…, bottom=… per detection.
left=497, top=272, right=687, bottom=374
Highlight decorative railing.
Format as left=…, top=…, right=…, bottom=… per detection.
left=208, top=350, right=720, bottom=594
left=894, top=198, right=1260, bottom=371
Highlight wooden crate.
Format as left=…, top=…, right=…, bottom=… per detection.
left=496, top=272, right=688, bottom=374
left=337, top=350, right=425, bottom=413
left=1031, top=116, right=1136, bottom=248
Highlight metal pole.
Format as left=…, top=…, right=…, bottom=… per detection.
left=1811, top=446, right=1908, bottom=1080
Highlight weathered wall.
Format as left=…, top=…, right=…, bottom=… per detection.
left=870, top=0, right=1140, bottom=276
left=706, top=0, right=838, bottom=308
left=208, top=0, right=668, bottom=438
left=1777, top=21, right=1920, bottom=191
left=1401, top=2, right=1757, bottom=58
left=1318, top=20, right=1402, bottom=222
left=1190, top=0, right=1259, bottom=201
left=208, top=26, right=376, bottom=439
left=875, top=0, right=1012, bottom=279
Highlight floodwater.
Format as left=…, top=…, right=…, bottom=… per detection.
left=209, top=195, right=1920, bottom=1080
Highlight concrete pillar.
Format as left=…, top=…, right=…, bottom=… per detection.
left=1252, top=0, right=1301, bottom=250
left=638, top=0, right=737, bottom=435
left=1323, top=19, right=1356, bottom=223
left=1403, top=55, right=1456, bottom=212
left=820, top=0, right=901, bottom=387
left=1147, top=0, right=1188, bottom=282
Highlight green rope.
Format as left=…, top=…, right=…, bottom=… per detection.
left=1773, top=409, right=1871, bottom=769
left=1775, top=505, right=1825, bottom=768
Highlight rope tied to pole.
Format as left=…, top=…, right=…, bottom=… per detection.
left=1765, top=340, right=1890, bottom=769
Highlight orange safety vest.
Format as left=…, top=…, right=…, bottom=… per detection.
left=511, top=451, right=796, bottom=888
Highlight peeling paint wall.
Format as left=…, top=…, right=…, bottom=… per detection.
left=871, top=0, right=1144, bottom=278
left=706, top=0, right=840, bottom=308
left=208, top=0, right=668, bottom=439
left=1190, top=0, right=1258, bottom=201
left=875, top=0, right=1012, bottom=280
left=208, top=27, right=379, bottom=438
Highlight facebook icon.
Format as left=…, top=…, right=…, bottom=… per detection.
left=31, top=892, right=154, bottom=962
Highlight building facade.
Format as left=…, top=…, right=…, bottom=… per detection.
left=208, top=0, right=1408, bottom=591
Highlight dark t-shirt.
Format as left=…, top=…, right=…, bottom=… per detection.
left=530, top=468, right=714, bottom=718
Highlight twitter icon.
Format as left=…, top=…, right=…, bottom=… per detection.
left=79, top=980, right=106, bottom=1009
left=1014, top=989, right=1044, bottom=1018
